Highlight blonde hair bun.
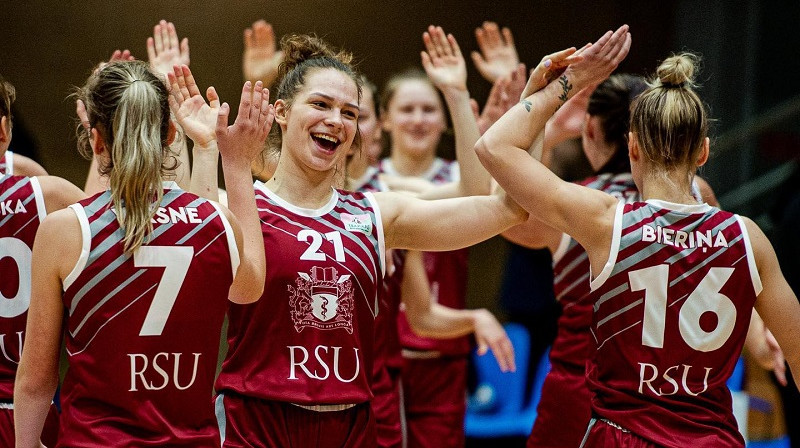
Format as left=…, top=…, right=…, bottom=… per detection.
left=656, top=52, right=700, bottom=88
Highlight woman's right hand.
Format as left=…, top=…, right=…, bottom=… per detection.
left=215, top=80, right=274, bottom=164
left=421, top=25, right=467, bottom=93
left=242, top=19, right=282, bottom=86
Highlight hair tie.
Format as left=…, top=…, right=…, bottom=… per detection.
left=661, top=82, right=685, bottom=89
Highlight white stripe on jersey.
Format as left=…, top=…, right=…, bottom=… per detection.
left=64, top=203, right=92, bottom=291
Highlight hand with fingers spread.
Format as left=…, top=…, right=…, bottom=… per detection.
left=147, top=20, right=190, bottom=78
left=421, top=25, right=467, bottom=93
left=242, top=19, right=283, bottom=87
left=476, top=63, right=527, bottom=134
left=167, top=65, right=219, bottom=148
left=471, top=21, right=520, bottom=83
left=216, top=80, right=275, bottom=164
left=562, top=25, right=632, bottom=95
left=473, top=309, right=515, bottom=372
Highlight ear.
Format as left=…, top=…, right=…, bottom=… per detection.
left=0, top=116, right=9, bottom=143
left=696, top=137, right=710, bottom=167
left=91, top=128, right=106, bottom=156
left=167, top=120, right=177, bottom=146
left=628, top=132, right=640, bottom=162
left=274, top=99, right=288, bottom=128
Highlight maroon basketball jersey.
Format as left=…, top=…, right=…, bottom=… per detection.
left=0, top=152, right=12, bottom=175
left=0, top=175, right=45, bottom=400
left=60, top=182, right=238, bottom=447
left=587, top=200, right=759, bottom=448
left=216, top=183, right=384, bottom=405
left=550, top=173, right=639, bottom=373
left=352, top=171, right=404, bottom=376
left=380, top=158, right=471, bottom=355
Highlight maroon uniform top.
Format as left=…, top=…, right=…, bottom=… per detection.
left=0, top=174, right=45, bottom=400
left=0, top=152, right=12, bottom=175
left=587, top=200, right=760, bottom=448
left=216, top=184, right=384, bottom=405
left=380, top=158, right=471, bottom=356
left=60, top=183, right=238, bottom=447
left=549, top=173, right=639, bottom=373
left=352, top=168, right=404, bottom=374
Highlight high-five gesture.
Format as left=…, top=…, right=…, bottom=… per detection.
left=475, top=63, right=527, bottom=134
left=421, top=25, right=467, bottom=92
left=561, top=25, right=631, bottom=96
left=471, top=22, right=520, bottom=83
left=242, top=20, right=283, bottom=87
left=167, top=65, right=220, bottom=148
left=216, top=80, right=275, bottom=164
left=147, top=20, right=190, bottom=78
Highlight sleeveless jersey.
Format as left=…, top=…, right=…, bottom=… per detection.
left=381, top=158, right=471, bottom=355
left=60, top=182, right=238, bottom=447
left=352, top=168, right=404, bottom=375
left=586, top=200, right=760, bottom=448
left=0, top=152, right=13, bottom=175
left=0, top=175, right=45, bottom=400
left=550, top=173, right=639, bottom=373
left=216, top=183, right=385, bottom=405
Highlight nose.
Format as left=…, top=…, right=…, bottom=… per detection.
left=410, top=108, right=425, bottom=124
left=324, top=109, right=344, bottom=130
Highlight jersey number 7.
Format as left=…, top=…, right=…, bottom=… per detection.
left=134, top=246, right=194, bottom=336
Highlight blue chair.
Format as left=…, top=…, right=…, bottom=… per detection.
left=465, top=322, right=552, bottom=438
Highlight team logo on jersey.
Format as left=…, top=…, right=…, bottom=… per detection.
left=341, top=213, right=372, bottom=234
left=289, top=266, right=354, bottom=334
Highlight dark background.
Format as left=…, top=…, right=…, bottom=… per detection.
left=2, top=0, right=799, bottom=308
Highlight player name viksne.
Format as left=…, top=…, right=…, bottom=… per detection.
left=0, top=199, right=27, bottom=216
left=641, top=224, right=729, bottom=249
left=109, top=206, right=202, bottom=224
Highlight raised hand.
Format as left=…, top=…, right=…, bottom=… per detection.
left=147, top=20, right=190, bottom=78
left=476, top=63, right=527, bottom=134
left=216, top=80, right=275, bottom=164
left=521, top=46, right=585, bottom=100
left=471, top=21, right=520, bottom=83
left=167, top=65, right=219, bottom=148
left=242, top=20, right=283, bottom=86
left=421, top=25, right=467, bottom=92
left=563, top=25, right=631, bottom=92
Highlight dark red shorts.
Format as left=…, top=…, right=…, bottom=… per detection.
left=0, top=404, right=59, bottom=448
left=216, top=393, right=375, bottom=448
left=372, top=365, right=402, bottom=448
left=402, top=356, right=467, bottom=448
left=527, top=365, right=592, bottom=448
left=580, top=418, right=659, bottom=448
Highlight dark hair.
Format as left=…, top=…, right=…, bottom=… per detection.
left=588, top=74, right=647, bottom=174
left=0, top=75, right=15, bottom=124
left=267, top=34, right=362, bottom=154
left=630, top=53, right=709, bottom=168
left=76, top=60, right=172, bottom=252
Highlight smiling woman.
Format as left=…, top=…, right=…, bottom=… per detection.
left=210, top=34, right=526, bottom=447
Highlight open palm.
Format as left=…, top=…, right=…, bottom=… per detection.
left=168, top=65, right=219, bottom=147
left=421, top=26, right=467, bottom=91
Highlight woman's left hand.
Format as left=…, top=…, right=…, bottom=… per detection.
left=421, top=25, right=467, bottom=92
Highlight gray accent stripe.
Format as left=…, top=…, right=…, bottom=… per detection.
left=0, top=186, right=35, bottom=228
left=174, top=198, right=213, bottom=245
left=71, top=270, right=148, bottom=335
left=597, top=298, right=643, bottom=328
left=553, top=249, right=588, bottom=284
left=13, top=213, right=39, bottom=237
left=0, top=176, right=27, bottom=203
left=215, top=394, right=226, bottom=444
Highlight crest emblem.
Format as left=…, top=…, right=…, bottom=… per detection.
left=289, top=266, right=354, bottom=334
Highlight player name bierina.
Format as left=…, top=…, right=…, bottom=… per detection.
left=641, top=224, right=729, bottom=249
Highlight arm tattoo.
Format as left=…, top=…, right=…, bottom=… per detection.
left=555, top=74, right=573, bottom=112
left=520, top=99, right=532, bottom=112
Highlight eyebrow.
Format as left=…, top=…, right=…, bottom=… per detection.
left=310, top=92, right=359, bottom=110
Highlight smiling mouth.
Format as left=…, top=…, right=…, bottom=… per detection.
left=312, top=133, right=340, bottom=152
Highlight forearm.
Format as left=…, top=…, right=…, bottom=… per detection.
left=14, top=375, right=57, bottom=448
left=190, top=143, right=220, bottom=201
left=389, top=194, right=527, bottom=251
left=408, top=303, right=484, bottom=339
left=441, top=87, right=489, bottom=196
left=222, top=156, right=265, bottom=302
